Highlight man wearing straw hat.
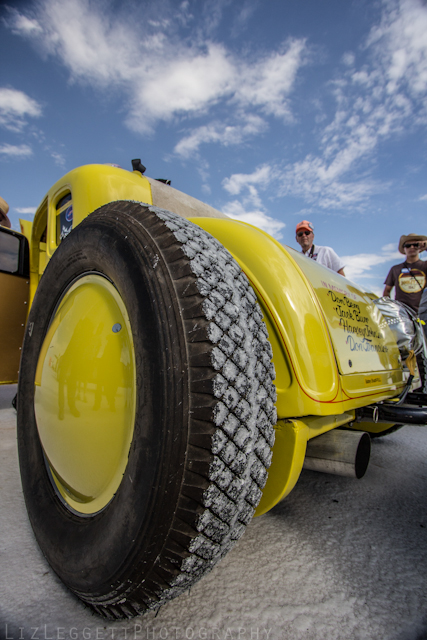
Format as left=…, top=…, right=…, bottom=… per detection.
left=0, top=196, right=11, bottom=229
left=383, top=233, right=427, bottom=313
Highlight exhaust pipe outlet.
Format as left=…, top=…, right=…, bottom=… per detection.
left=303, top=429, right=371, bottom=479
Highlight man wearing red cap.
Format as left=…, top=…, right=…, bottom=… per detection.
left=383, top=233, right=427, bottom=313
left=295, top=220, right=345, bottom=275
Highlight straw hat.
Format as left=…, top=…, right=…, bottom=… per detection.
left=0, top=196, right=11, bottom=228
left=0, top=196, right=9, bottom=216
left=398, top=233, right=427, bottom=254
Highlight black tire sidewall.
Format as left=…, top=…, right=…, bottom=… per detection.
left=18, top=208, right=190, bottom=594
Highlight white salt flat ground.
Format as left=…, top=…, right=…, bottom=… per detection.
left=1, top=384, right=427, bottom=640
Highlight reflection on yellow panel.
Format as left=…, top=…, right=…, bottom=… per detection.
left=34, top=274, right=136, bottom=515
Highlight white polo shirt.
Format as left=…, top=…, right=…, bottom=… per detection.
left=302, top=244, right=345, bottom=273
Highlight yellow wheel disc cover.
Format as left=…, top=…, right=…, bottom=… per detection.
left=34, top=274, right=136, bottom=515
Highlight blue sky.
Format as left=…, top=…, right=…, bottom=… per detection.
left=1, top=0, right=427, bottom=294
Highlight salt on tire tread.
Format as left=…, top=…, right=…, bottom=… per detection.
left=52, top=203, right=276, bottom=619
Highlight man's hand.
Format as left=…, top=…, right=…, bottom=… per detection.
left=383, top=285, right=392, bottom=298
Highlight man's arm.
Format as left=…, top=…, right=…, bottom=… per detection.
left=320, top=247, right=345, bottom=274
left=383, top=284, right=393, bottom=297
left=383, top=265, right=396, bottom=298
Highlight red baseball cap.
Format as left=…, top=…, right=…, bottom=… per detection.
left=296, top=220, right=314, bottom=233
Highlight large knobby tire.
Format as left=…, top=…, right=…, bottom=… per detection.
left=17, top=202, right=276, bottom=620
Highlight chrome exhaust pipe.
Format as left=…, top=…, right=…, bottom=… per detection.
left=303, top=429, right=371, bottom=479
left=357, top=403, right=427, bottom=425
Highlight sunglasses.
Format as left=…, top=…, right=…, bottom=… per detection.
left=297, top=230, right=312, bottom=237
left=404, top=242, right=421, bottom=249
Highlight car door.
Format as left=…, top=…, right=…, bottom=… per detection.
left=0, top=226, right=30, bottom=384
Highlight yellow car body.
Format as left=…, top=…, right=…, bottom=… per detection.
left=0, top=226, right=30, bottom=384
left=2, top=163, right=414, bottom=515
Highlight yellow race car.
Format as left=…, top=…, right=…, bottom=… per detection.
left=1, top=160, right=426, bottom=620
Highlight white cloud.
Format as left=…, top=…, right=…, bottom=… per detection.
left=367, top=0, right=427, bottom=100
left=0, top=143, right=33, bottom=158
left=174, top=115, right=266, bottom=158
left=419, top=194, right=427, bottom=201
left=50, top=151, right=66, bottom=167
left=233, top=39, right=306, bottom=119
left=231, top=1, right=258, bottom=36
left=220, top=164, right=285, bottom=238
left=15, top=207, right=37, bottom=215
left=341, top=244, right=401, bottom=280
left=0, top=87, right=42, bottom=131
left=10, top=12, right=43, bottom=35
left=342, top=52, right=355, bottom=67
left=278, top=0, right=427, bottom=210
left=223, top=200, right=286, bottom=239
left=6, top=0, right=307, bottom=134
left=382, top=242, right=398, bottom=252
left=127, top=43, right=236, bottom=131
left=278, top=155, right=384, bottom=209
left=222, top=165, right=274, bottom=196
